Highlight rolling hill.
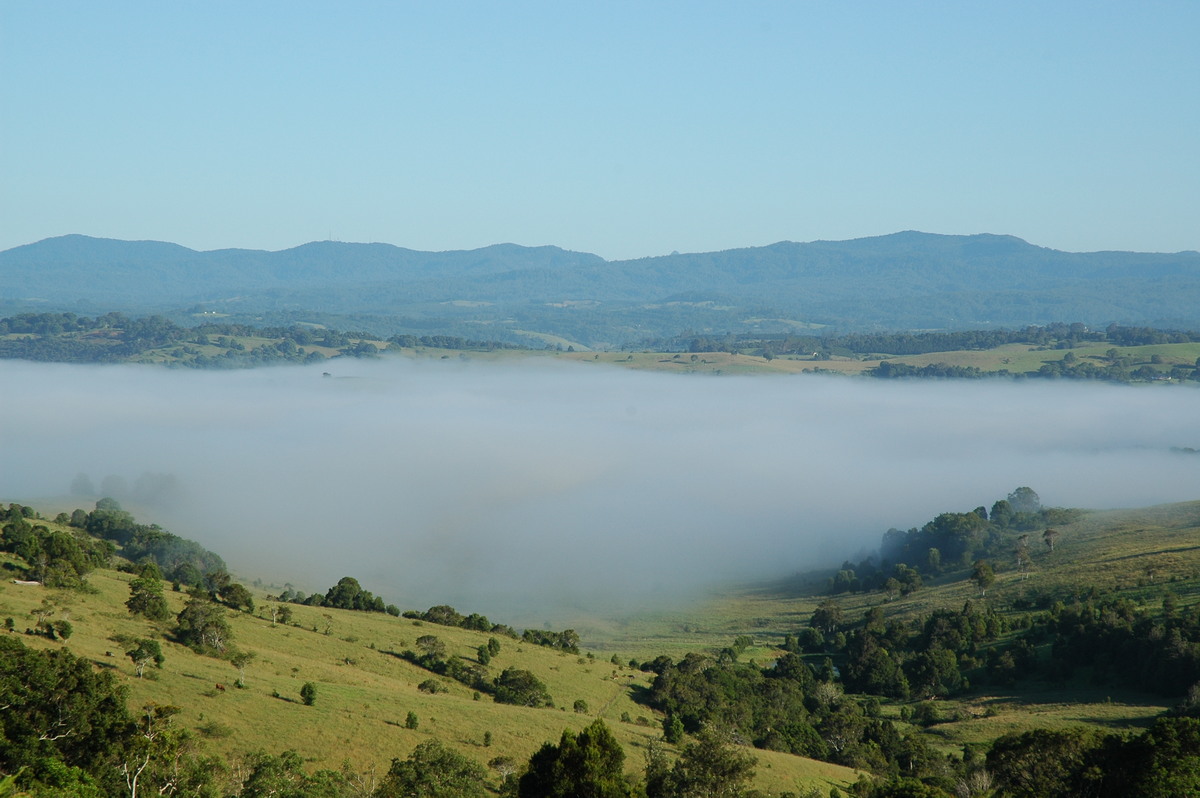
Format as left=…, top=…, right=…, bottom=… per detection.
left=3, top=232, right=1199, bottom=346
left=8, top=492, right=1200, bottom=794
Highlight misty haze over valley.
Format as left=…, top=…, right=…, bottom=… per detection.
left=5, top=356, right=1199, bottom=624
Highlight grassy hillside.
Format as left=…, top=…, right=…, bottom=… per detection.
left=556, top=341, right=1200, bottom=378
left=7, top=496, right=1200, bottom=793
left=576, top=500, right=1200, bottom=756
left=0, top=514, right=857, bottom=795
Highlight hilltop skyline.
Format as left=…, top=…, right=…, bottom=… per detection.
left=2, top=3, right=1197, bottom=259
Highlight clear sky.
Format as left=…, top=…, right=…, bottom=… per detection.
left=2, top=1, right=1197, bottom=259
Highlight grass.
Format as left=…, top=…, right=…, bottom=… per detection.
left=552, top=499, right=1200, bottom=762
left=0, top=531, right=856, bottom=793
left=549, top=341, right=1200, bottom=378
left=7, top=496, right=1200, bottom=789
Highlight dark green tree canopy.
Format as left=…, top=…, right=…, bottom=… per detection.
left=517, top=720, right=634, bottom=798
left=374, top=739, right=488, bottom=798
left=0, top=636, right=136, bottom=794
left=494, top=669, right=553, bottom=708
left=174, top=595, right=232, bottom=654
left=126, top=575, right=171, bottom=621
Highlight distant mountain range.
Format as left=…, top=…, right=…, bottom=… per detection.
left=3, top=232, right=1199, bottom=346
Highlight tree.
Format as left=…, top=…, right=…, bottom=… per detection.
left=518, top=720, right=635, bottom=798
left=238, top=749, right=350, bottom=798
left=0, top=636, right=137, bottom=794
left=1007, top=487, right=1041, bottom=514
left=127, top=576, right=171, bottom=622
left=971, top=560, right=995, bottom=598
left=663, top=715, right=684, bottom=744
left=126, top=639, right=164, bottom=678
left=417, top=635, right=447, bottom=661
left=488, top=755, right=517, bottom=781
left=229, top=650, right=256, bottom=688
left=987, top=728, right=1109, bottom=798
left=174, top=595, right=232, bottom=653
left=494, top=669, right=553, bottom=707
left=905, top=647, right=964, bottom=699
left=405, top=711, right=419, bottom=730
left=811, top=600, right=844, bottom=635
left=1015, top=535, right=1031, bottom=574
left=989, top=499, right=1014, bottom=528
left=120, top=702, right=213, bottom=798
left=925, top=547, right=942, bottom=575
left=219, top=582, right=254, bottom=613
left=269, top=604, right=293, bottom=627
left=1123, top=717, right=1200, bottom=797
left=300, top=682, right=317, bottom=706
left=325, top=576, right=363, bottom=610
left=375, top=739, right=488, bottom=798
left=1043, top=528, right=1060, bottom=552
left=647, top=728, right=757, bottom=798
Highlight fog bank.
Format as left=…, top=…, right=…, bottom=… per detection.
left=4, top=358, right=1200, bottom=622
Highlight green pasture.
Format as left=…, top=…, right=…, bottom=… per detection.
left=7, top=496, right=1200, bottom=790
left=0, top=525, right=856, bottom=794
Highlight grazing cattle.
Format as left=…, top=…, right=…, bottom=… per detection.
left=215, top=683, right=226, bottom=693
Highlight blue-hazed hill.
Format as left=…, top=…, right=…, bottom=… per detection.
left=2, top=231, right=1198, bottom=344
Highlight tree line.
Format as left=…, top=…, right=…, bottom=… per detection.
left=0, top=312, right=518, bottom=367
left=664, top=322, right=1200, bottom=359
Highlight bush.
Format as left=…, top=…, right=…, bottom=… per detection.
left=300, top=682, right=317, bottom=706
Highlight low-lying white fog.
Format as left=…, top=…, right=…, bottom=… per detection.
left=4, top=357, right=1200, bottom=623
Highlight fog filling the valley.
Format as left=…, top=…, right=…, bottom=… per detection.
left=4, top=358, right=1200, bottom=623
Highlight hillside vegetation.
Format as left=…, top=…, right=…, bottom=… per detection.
left=5, top=312, right=1200, bottom=385
left=4, top=232, right=1200, bottom=344
left=0, top=501, right=855, bottom=796
left=8, top=489, right=1200, bottom=795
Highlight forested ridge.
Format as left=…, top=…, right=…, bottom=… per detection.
left=6, top=492, right=1200, bottom=796
left=6, top=232, right=1200, bottom=344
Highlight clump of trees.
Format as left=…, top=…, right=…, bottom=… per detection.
left=278, top=576, right=398, bottom=616
left=521, top=628, right=581, bottom=654
left=825, top=488, right=1079, bottom=601
left=403, top=604, right=517, bottom=636
left=174, top=594, right=232, bottom=654
left=494, top=669, right=554, bottom=708
left=80, top=498, right=225, bottom=585
left=126, top=573, right=172, bottom=622
left=1, top=503, right=112, bottom=588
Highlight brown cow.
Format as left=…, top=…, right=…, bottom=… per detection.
left=215, top=683, right=226, bottom=693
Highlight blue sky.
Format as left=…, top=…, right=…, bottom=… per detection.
left=2, top=1, right=1197, bottom=259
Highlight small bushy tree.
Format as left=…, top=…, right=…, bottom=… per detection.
left=300, top=682, right=317, bottom=706
left=376, top=739, right=488, bottom=798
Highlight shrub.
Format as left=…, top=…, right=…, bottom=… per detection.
left=300, top=682, right=317, bottom=706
